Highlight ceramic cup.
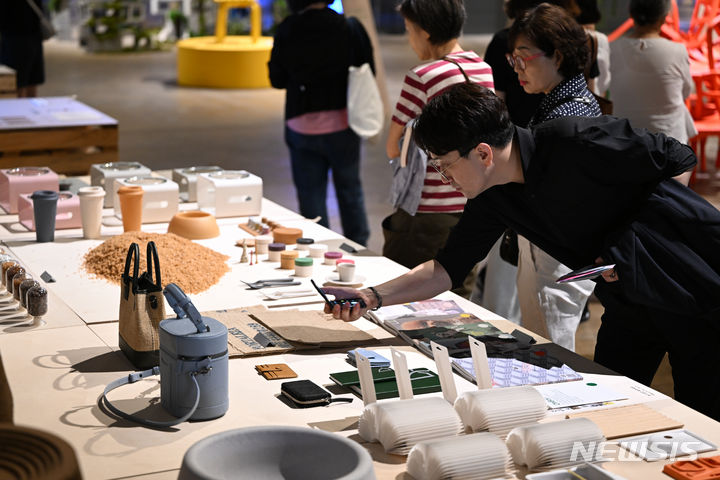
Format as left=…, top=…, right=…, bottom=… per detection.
left=77, top=186, right=106, bottom=239
left=338, top=263, right=356, bottom=283
left=116, top=185, right=144, bottom=232
left=255, top=236, right=272, bottom=255
left=30, top=190, right=59, bottom=242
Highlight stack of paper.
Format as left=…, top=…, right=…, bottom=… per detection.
left=454, top=386, right=547, bottom=437
left=506, top=418, right=605, bottom=470
left=406, top=432, right=512, bottom=480
left=358, top=397, right=464, bottom=455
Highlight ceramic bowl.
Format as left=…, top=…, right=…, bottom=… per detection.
left=178, top=426, right=376, bottom=480
left=167, top=211, right=220, bottom=239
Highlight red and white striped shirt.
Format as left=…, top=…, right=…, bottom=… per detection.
left=392, top=51, right=494, bottom=213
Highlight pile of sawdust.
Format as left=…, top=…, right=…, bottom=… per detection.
left=83, top=231, right=229, bottom=294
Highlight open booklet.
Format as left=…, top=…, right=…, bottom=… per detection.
left=365, top=299, right=465, bottom=327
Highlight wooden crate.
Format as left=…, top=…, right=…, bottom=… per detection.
left=0, top=125, right=118, bottom=175
left=0, top=97, right=118, bottom=175
left=0, top=65, right=17, bottom=97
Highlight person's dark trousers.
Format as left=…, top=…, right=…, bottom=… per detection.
left=285, top=126, right=370, bottom=246
left=593, top=283, right=720, bottom=421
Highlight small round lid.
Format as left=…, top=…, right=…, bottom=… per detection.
left=77, top=186, right=106, bottom=197
left=30, top=190, right=59, bottom=201
left=268, top=243, right=286, bottom=251
left=280, top=250, right=299, bottom=259
left=296, top=237, right=314, bottom=245
left=324, top=251, right=342, bottom=259
left=336, top=259, right=355, bottom=265
left=295, top=257, right=313, bottom=266
left=117, top=185, right=144, bottom=195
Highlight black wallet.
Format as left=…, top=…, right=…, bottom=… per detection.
left=280, top=380, right=351, bottom=408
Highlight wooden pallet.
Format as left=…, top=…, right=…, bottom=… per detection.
left=0, top=124, right=118, bottom=175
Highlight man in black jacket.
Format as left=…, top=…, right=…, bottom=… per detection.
left=324, top=83, right=720, bottom=420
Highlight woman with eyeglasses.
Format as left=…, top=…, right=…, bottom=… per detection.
left=469, top=0, right=581, bottom=327
left=505, top=3, right=600, bottom=351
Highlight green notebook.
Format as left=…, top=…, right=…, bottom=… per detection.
left=329, top=367, right=441, bottom=400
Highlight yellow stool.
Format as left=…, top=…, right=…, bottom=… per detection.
left=177, top=0, right=273, bottom=89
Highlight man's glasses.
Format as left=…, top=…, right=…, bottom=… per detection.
left=505, top=51, right=544, bottom=70
left=428, top=153, right=464, bottom=183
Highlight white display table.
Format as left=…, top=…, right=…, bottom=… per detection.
left=0, top=194, right=718, bottom=480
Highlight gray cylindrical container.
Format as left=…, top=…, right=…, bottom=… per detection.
left=159, top=315, right=228, bottom=420
left=30, top=190, right=59, bottom=242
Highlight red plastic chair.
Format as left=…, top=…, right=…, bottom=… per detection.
left=688, top=70, right=720, bottom=176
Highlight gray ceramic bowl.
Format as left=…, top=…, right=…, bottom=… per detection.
left=178, top=425, right=376, bottom=480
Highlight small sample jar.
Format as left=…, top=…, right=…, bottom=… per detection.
left=19, top=279, right=40, bottom=308
left=268, top=243, right=286, bottom=262
left=308, top=244, right=328, bottom=258
left=255, top=236, right=272, bottom=255
left=12, top=273, right=32, bottom=302
left=280, top=250, right=300, bottom=270
left=294, top=257, right=313, bottom=277
left=5, top=265, right=25, bottom=294
left=272, top=227, right=302, bottom=245
left=296, top=238, right=314, bottom=251
left=324, top=251, right=342, bottom=265
left=1, top=260, right=19, bottom=288
left=336, top=258, right=355, bottom=267
left=27, top=286, right=48, bottom=317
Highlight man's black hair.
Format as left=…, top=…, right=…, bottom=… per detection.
left=399, top=0, right=465, bottom=45
left=414, top=84, right=514, bottom=157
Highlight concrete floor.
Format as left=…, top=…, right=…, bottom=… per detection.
left=37, top=34, right=720, bottom=399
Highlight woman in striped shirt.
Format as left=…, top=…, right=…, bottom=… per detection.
left=383, top=0, right=494, bottom=269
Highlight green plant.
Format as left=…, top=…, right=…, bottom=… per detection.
left=85, top=0, right=125, bottom=41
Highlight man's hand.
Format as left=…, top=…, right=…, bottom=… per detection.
left=321, top=286, right=372, bottom=322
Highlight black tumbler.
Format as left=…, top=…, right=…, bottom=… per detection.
left=30, top=190, right=59, bottom=243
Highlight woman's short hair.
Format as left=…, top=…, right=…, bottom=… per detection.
left=414, top=83, right=514, bottom=157
left=508, top=3, right=589, bottom=78
left=398, top=0, right=466, bottom=45
left=288, top=0, right=332, bottom=14
left=630, top=0, right=670, bottom=27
